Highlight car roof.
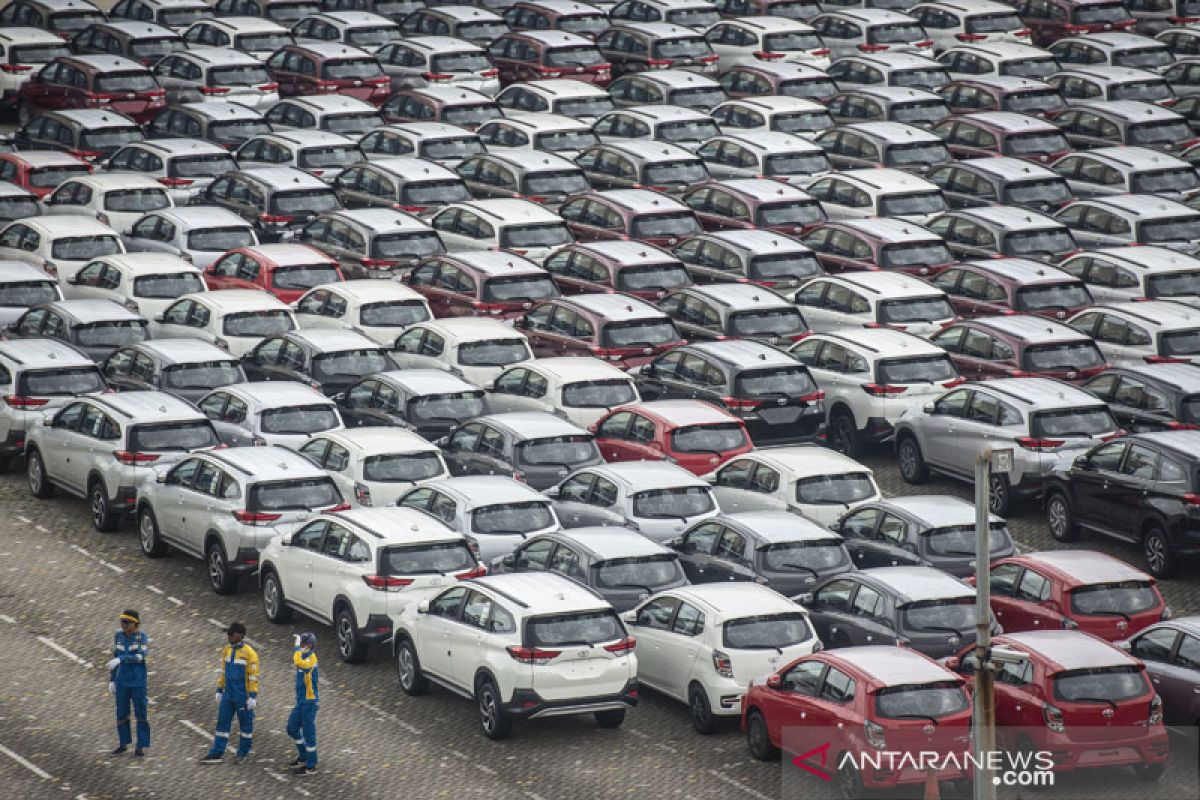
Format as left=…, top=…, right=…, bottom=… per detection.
left=1055, top=65, right=1162, bottom=82
left=823, top=645, right=957, bottom=688
left=93, top=253, right=197, bottom=276
left=1001, top=630, right=1136, bottom=672
left=287, top=328, right=379, bottom=353
left=133, top=338, right=232, bottom=364
left=823, top=8, right=916, bottom=23
left=132, top=137, right=227, bottom=156
left=241, top=166, right=329, bottom=191
left=67, top=54, right=147, bottom=72
left=619, top=104, right=710, bottom=122
left=49, top=298, right=141, bottom=323
left=4, top=150, right=87, bottom=169
left=959, top=111, right=1058, bottom=131
left=318, top=425, right=440, bottom=454
left=200, top=16, right=288, bottom=33
left=1082, top=146, right=1190, bottom=171
left=512, top=78, right=609, bottom=97
left=611, top=21, right=699, bottom=38
left=727, top=15, right=813, bottom=32
left=560, top=293, right=665, bottom=321
left=315, top=279, right=424, bottom=304
left=598, top=139, right=697, bottom=161
left=588, top=460, right=708, bottom=491
left=668, top=583, right=802, bottom=619
left=1021, top=549, right=1152, bottom=585
left=971, top=314, right=1086, bottom=343
left=1135, top=429, right=1200, bottom=455
left=1110, top=362, right=1200, bottom=392
left=1078, top=100, right=1183, bottom=122
left=468, top=572, right=608, bottom=613
left=487, top=112, right=589, bottom=133
left=833, top=167, right=937, bottom=193
left=719, top=131, right=820, bottom=153
left=373, top=368, right=477, bottom=395
left=842, top=85, right=942, bottom=104
left=721, top=510, right=841, bottom=545
left=688, top=339, right=797, bottom=367
left=430, top=475, right=547, bottom=506
left=87, top=389, right=203, bottom=422
left=383, top=122, right=477, bottom=139
left=813, top=328, right=947, bottom=358
left=367, top=157, right=459, bottom=181
left=312, top=10, right=396, bottom=26
left=1159, top=615, right=1200, bottom=638
left=753, top=445, right=873, bottom=477
left=962, top=257, right=1075, bottom=285
left=181, top=46, right=262, bottom=65
left=453, top=198, right=561, bottom=224
left=0, top=27, right=65, bottom=44
left=402, top=35, right=485, bottom=52
left=329, top=208, right=428, bottom=233
left=1087, top=245, right=1200, bottom=274
left=949, top=74, right=1057, bottom=92
left=512, top=29, right=593, bottom=46
left=0, top=337, right=92, bottom=367
left=480, top=411, right=587, bottom=439
left=1088, top=300, right=1200, bottom=330
left=430, top=5, right=504, bottom=20
left=46, top=109, right=141, bottom=126
left=241, top=243, right=332, bottom=266
left=22, top=215, right=117, bottom=237
left=522, top=356, right=629, bottom=383
left=195, top=289, right=291, bottom=312
left=593, top=189, right=688, bottom=213
left=851, top=52, right=945, bottom=70
left=204, top=443, right=328, bottom=481
left=519, top=0, right=604, bottom=12
left=221, top=380, right=331, bottom=407
left=332, top=507, right=461, bottom=544
left=260, top=130, right=356, bottom=148
left=282, top=94, right=378, bottom=112
left=574, top=240, right=678, bottom=264
left=684, top=283, right=790, bottom=310
left=818, top=270, right=944, bottom=297
left=553, top=526, right=670, bottom=560
left=835, top=217, right=942, bottom=243
left=633, top=68, right=721, bottom=89
left=859, top=566, right=974, bottom=602
left=180, top=100, right=262, bottom=119
left=878, top=495, right=1001, bottom=528
left=842, top=121, right=942, bottom=143
left=484, top=149, right=578, bottom=172
left=958, top=156, right=1058, bottom=181
left=291, top=41, right=374, bottom=59
left=947, top=41, right=1056, bottom=59
left=973, top=376, right=1104, bottom=409
left=918, top=0, right=1014, bottom=12
left=154, top=205, right=250, bottom=228
left=713, top=178, right=812, bottom=202
left=444, top=250, right=542, bottom=276
left=724, top=95, right=826, bottom=114
left=70, top=173, right=165, bottom=192
left=419, top=316, right=527, bottom=343
left=0, top=260, right=60, bottom=283
left=1076, top=194, right=1197, bottom=219
left=631, top=399, right=738, bottom=427
left=704, top=229, right=811, bottom=253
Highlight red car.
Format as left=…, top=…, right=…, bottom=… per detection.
left=932, top=111, right=1071, bottom=164
left=17, top=54, right=166, bottom=124
left=931, top=315, right=1108, bottom=381
left=542, top=240, right=694, bottom=301
left=0, top=151, right=91, bottom=199
left=591, top=399, right=752, bottom=474
left=800, top=218, right=957, bottom=278
left=930, top=258, right=1092, bottom=321
left=487, top=31, right=611, bottom=87
left=680, top=179, right=826, bottom=236
left=743, top=646, right=973, bottom=795
left=558, top=189, right=703, bottom=249
left=403, top=250, right=559, bottom=319
left=515, top=293, right=685, bottom=369
left=266, top=43, right=390, bottom=106
left=947, top=630, right=1168, bottom=777
left=1015, top=0, right=1136, bottom=47
left=979, top=550, right=1168, bottom=641
left=204, top=243, right=344, bottom=304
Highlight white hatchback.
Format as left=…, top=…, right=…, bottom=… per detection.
left=293, top=279, right=433, bottom=345
left=297, top=426, right=450, bottom=507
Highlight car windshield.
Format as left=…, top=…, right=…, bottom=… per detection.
left=761, top=539, right=849, bottom=572
left=880, top=242, right=953, bottom=269
left=128, top=420, right=217, bottom=451
left=1073, top=1, right=1132, bottom=23
left=869, top=22, right=926, bottom=44
left=1054, top=666, right=1148, bottom=703
left=795, top=472, right=874, bottom=504
left=886, top=142, right=950, bottom=168
left=1004, top=90, right=1064, bottom=116
left=1132, top=168, right=1200, bottom=195
left=879, top=296, right=955, bottom=324
left=1129, top=121, right=1192, bottom=146
left=879, top=191, right=947, bottom=217
left=442, top=103, right=499, bottom=128
left=52, top=236, right=122, bottom=261
left=94, top=71, right=156, bottom=93
left=545, top=45, right=605, bottom=67
left=163, top=361, right=241, bottom=390
left=17, top=366, right=103, bottom=395
left=875, top=682, right=969, bottom=719
left=81, top=125, right=144, bottom=150
left=601, top=319, right=678, bottom=347
left=736, top=365, right=816, bottom=398
left=593, top=554, right=683, bottom=589
left=965, top=11, right=1023, bottom=32
left=250, top=477, right=340, bottom=510
left=632, top=486, right=714, bottom=518
left=892, top=68, right=948, bottom=91
left=223, top=310, right=294, bottom=336
left=11, top=43, right=70, bottom=63
left=210, top=120, right=270, bottom=143
left=558, top=13, right=608, bottom=36
left=763, top=31, right=825, bottom=52
left=380, top=540, right=473, bottom=573
left=238, top=33, right=294, bottom=52
left=482, top=274, right=557, bottom=303
left=0, top=197, right=39, bottom=221
left=1025, top=341, right=1106, bottom=371
left=925, top=523, right=1011, bottom=556
left=269, top=189, right=340, bottom=216
left=1014, top=282, right=1090, bottom=311
left=555, top=96, right=615, bottom=118
left=272, top=264, right=341, bottom=290
left=133, top=272, right=205, bottom=299
left=644, top=160, right=709, bottom=186
left=28, top=165, right=90, bottom=188
left=403, top=180, right=470, bottom=205
left=473, top=501, right=554, bottom=534
left=346, top=25, right=396, bottom=47
left=517, top=434, right=599, bottom=466
left=188, top=226, right=255, bottom=251
left=535, top=129, right=599, bottom=153
left=458, top=20, right=509, bottom=40
left=1141, top=216, right=1200, bottom=244
left=1030, top=405, right=1116, bottom=436
left=670, top=422, right=747, bottom=453
left=1005, top=228, right=1074, bottom=256
left=523, top=170, right=590, bottom=197
left=260, top=403, right=339, bottom=434
left=1148, top=270, right=1200, bottom=298
left=1006, top=132, right=1069, bottom=157
left=170, top=153, right=237, bottom=179
left=1004, top=178, right=1072, bottom=207
left=1162, top=328, right=1200, bottom=356
left=363, top=451, right=445, bottom=483
left=422, top=137, right=485, bottom=161
left=1071, top=581, right=1159, bottom=616
left=1112, top=80, right=1173, bottom=103
left=457, top=338, right=530, bottom=366
left=658, top=119, right=720, bottom=144
left=653, top=38, right=711, bottom=61
left=104, top=188, right=169, bottom=213
left=670, top=87, right=726, bottom=109
left=298, top=145, right=359, bottom=169
left=409, top=390, right=485, bottom=420
left=562, top=379, right=636, bottom=408
left=632, top=212, right=702, bottom=239
left=500, top=222, right=572, bottom=249
left=774, top=110, right=834, bottom=134
left=360, top=300, right=429, bottom=327
left=325, top=112, right=379, bottom=137
left=876, top=354, right=957, bottom=383
left=751, top=252, right=823, bottom=282
left=729, top=307, right=806, bottom=337
left=0, top=280, right=57, bottom=307
left=615, top=264, right=691, bottom=292
left=723, top=612, right=812, bottom=649
left=374, top=232, right=444, bottom=260
left=893, top=101, right=950, bottom=125
left=430, top=51, right=491, bottom=73
left=313, top=349, right=392, bottom=380
left=209, top=65, right=271, bottom=87
left=75, top=320, right=147, bottom=347
left=322, top=58, right=382, bottom=80
left=1000, top=58, right=1058, bottom=80
left=526, top=609, right=622, bottom=646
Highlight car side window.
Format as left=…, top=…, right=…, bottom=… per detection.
left=1175, top=635, right=1200, bottom=670
left=1120, top=444, right=1158, bottom=480
left=428, top=586, right=467, bottom=619
left=461, top=590, right=494, bottom=629
left=515, top=538, right=556, bottom=570
left=292, top=521, right=327, bottom=550
left=812, top=578, right=855, bottom=612
left=715, top=458, right=754, bottom=488
left=850, top=585, right=884, bottom=621
left=714, top=529, right=747, bottom=560
left=990, top=562, right=1021, bottom=597
left=782, top=660, right=825, bottom=695
left=672, top=602, right=705, bottom=637
left=1015, top=569, right=1050, bottom=603
left=681, top=522, right=721, bottom=554
left=934, top=389, right=969, bottom=417
left=320, top=524, right=351, bottom=559
left=819, top=668, right=855, bottom=703
left=1132, top=627, right=1178, bottom=663
left=637, top=596, right=679, bottom=629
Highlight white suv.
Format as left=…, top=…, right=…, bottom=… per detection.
left=625, top=583, right=819, bottom=733
left=25, top=391, right=220, bottom=531
left=260, top=506, right=484, bottom=662
left=1058, top=246, right=1200, bottom=308
left=790, top=271, right=957, bottom=339
left=789, top=328, right=963, bottom=456
left=1068, top=300, right=1200, bottom=366
left=394, top=572, right=638, bottom=739
left=197, top=381, right=344, bottom=449
left=297, top=426, right=450, bottom=507
left=151, top=289, right=297, bottom=356
left=62, top=252, right=206, bottom=319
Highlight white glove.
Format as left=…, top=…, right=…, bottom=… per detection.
left=215, top=691, right=223, bottom=704
left=246, top=697, right=258, bottom=711
left=106, top=658, right=121, bottom=670
left=108, top=682, right=115, bottom=696
left=293, top=634, right=301, bottom=647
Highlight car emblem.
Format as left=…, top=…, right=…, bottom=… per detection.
left=769, top=654, right=780, bottom=664
left=923, top=724, right=936, bottom=735
left=948, top=635, right=960, bottom=646
left=1056, top=310, right=1066, bottom=319
left=126, top=92, right=136, bottom=100
left=1117, top=620, right=1128, bottom=631
left=668, top=238, right=678, bottom=245
left=638, top=592, right=649, bottom=600
left=354, top=80, right=363, bottom=86
left=1102, top=708, right=1115, bottom=718
left=1067, top=371, right=1078, bottom=380
left=557, top=468, right=568, bottom=477
left=576, top=67, right=584, bottom=73
left=777, top=398, right=787, bottom=405
left=968, top=560, right=976, bottom=568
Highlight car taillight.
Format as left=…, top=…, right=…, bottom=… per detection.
left=864, top=719, right=887, bottom=749
left=799, top=390, right=824, bottom=403
left=392, top=204, right=426, bottom=213
left=423, top=72, right=453, bottom=81
left=315, top=80, right=339, bottom=92
left=114, top=451, right=159, bottom=465
left=259, top=213, right=292, bottom=224
left=1015, top=27, right=1032, bottom=36
left=1149, top=694, right=1163, bottom=725
left=535, top=66, right=563, bottom=77
left=456, top=565, right=487, bottom=580
left=480, top=69, right=499, bottom=78
left=604, top=636, right=636, bottom=655
left=360, top=257, right=398, bottom=270
left=506, top=645, right=560, bottom=664
left=514, top=194, right=547, bottom=203
left=200, top=86, right=230, bottom=95
left=1, top=63, right=32, bottom=73
left=232, top=509, right=282, bottom=525
left=1016, top=437, right=1064, bottom=451
left=942, top=377, right=966, bottom=388
left=1182, top=493, right=1200, bottom=506
left=257, top=82, right=279, bottom=91
left=1063, top=23, right=1087, bottom=32
left=711, top=649, right=733, bottom=678
left=646, top=58, right=673, bottom=68
left=158, top=177, right=194, bottom=187
left=862, top=384, right=907, bottom=397
left=1170, top=15, right=1200, bottom=23
left=699, top=54, right=720, bottom=64
left=354, top=481, right=371, bottom=506
left=1043, top=704, right=1065, bottom=733
left=4, top=395, right=48, bottom=408
left=858, top=43, right=888, bottom=52
left=723, top=396, right=763, bottom=410
left=753, top=51, right=787, bottom=61
left=325, top=502, right=351, bottom=512
left=1166, top=420, right=1200, bottom=430
left=471, top=300, right=508, bottom=315
left=591, top=63, right=611, bottom=73
left=811, top=48, right=831, bottom=56
left=69, top=149, right=103, bottom=161
left=1145, top=355, right=1188, bottom=364
left=956, top=32, right=987, bottom=42
left=362, top=574, right=414, bottom=591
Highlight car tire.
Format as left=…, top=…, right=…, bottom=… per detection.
left=26, top=449, right=52, bottom=499
left=261, top=569, right=292, bottom=623
left=90, top=478, right=120, bottom=533
left=897, top=436, right=928, bottom=485
left=838, top=757, right=865, bottom=800
left=1045, top=491, right=1076, bottom=543
left=988, top=473, right=1013, bottom=516
left=746, top=710, right=779, bottom=761
left=138, top=506, right=168, bottom=557
left=687, top=683, right=719, bottom=734
left=476, top=678, right=513, bottom=740
left=395, top=638, right=428, bottom=696
left=830, top=410, right=860, bottom=458
left=206, top=539, right=237, bottom=595
left=1142, top=523, right=1175, bottom=579
left=595, top=708, right=625, bottom=729
left=336, top=605, right=369, bottom=664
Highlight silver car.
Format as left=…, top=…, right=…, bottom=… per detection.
left=102, top=138, right=238, bottom=205
left=122, top=206, right=258, bottom=269
left=375, top=35, right=500, bottom=95
left=234, top=130, right=363, bottom=183
left=1056, top=195, right=1200, bottom=253
left=0, top=260, right=62, bottom=330
left=262, top=95, right=383, bottom=137
left=196, top=380, right=344, bottom=449
left=151, top=46, right=281, bottom=111
left=332, top=158, right=470, bottom=212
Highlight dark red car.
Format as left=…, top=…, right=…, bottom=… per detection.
left=932, top=111, right=1071, bottom=164
left=515, top=293, right=685, bottom=369
left=542, top=240, right=694, bottom=301
left=1014, top=0, right=1136, bottom=46
left=487, top=30, right=611, bottom=87
left=591, top=399, right=752, bottom=475
left=403, top=250, right=559, bottom=319
left=0, top=151, right=91, bottom=199
left=930, top=314, right=1108, bottom=381
left=800, top=218, right=957, bottom=278
left=17, top=54, right=166, bottom=123
left=266, top=43, right=390, bottom=105
left=558, top=189, right=703, bottom=249
left=930, top=258, right=1092, bottom=320
left=380, top=86, right=501, bottom=129
left=681, top=178, right=825, bottom=236
left=938, top=76, right=1069, bottom=118
left=503, top=0, right=610, bottom=39
left=204, top=243, right=345, bottom=304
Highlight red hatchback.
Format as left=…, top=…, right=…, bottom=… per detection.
left=932, top=111, right=1072, bottom=164
left=558, top=189, right=703, bottom=249
left=487, top=31, right=612, bottom=87
left=800, top=218, right=957, bottom=278
left=18, top=54, right=165, bottom=123
left=515, top=292, right=685, bottom=369
left=1016, top=0, right=1136, bottom=47
left=204, top=243, right=344, bottom=304
left=980, top=550, right=1168, bottom=641
left=266, top=43, right=390, bottom=106
left=542, top=240, right=694, bottom=301
left=590, top=399, right=752, bottom=474
left=930, top=314, right=1107, bottom=382
left=680, top=178, right=826, bottom=236
left=743, top=646, right=973, bottom=795
left=930, top=258, right=1092, bottom=321
left=403, top=250, right=559, bottom=319
left=0, top=151, right=91, bottom=199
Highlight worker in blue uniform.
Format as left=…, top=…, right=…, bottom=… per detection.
left=200, top=622, right=259, bottom=765
left=287, top=632, right=320, bottom=776
left=108, top=609, right=149, bottom=757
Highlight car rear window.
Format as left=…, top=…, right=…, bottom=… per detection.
left=892, top=101, right=950, bottom=126
left=422, top=137, right=485, bottom=161
left=0, top=279, right=57, bottom=307
left=29, top=165, right=90, bottom=189
left=363, top=451, right=445, bottom=482
left=760, top=539, right=849, bottom=573
left=1004, top=178, right=1071, bottom=207
left=324, top=112, right=379, bottom=137
left=442, top=103, right=499, bottom=128
left=1070, top=581, right=1159, bottom=616
left=544, top=45, right=606, bottom=67
left=17, top=366, right=103, bottom=395
left=522, top=169, right=590, bottom=198
left=271, top=264, right=341, bottom=290
left=76, top=320, right=148, bottom=347
left=886, top=142, right=951, bottom=169
left=615, top=263, right=691, bottom=293
left=728, top=308, right=806, bottom=338
left=269, top=188, right=340, bottom=216
left=795, top=472, right=874, bottom=505
left=159, top=6, right=210, bottom=27
left=298, top=145, right=360, bottom=170
left=209, top=64, right=272, bottom=87
left=965, top=11, right=1023, bottom=33
left=630, top=212, right=702, bottom=240
left=592, top=554, right=684, bottom=590
left=868, top=21, right=926, bottom=44
left=210, top=120, right=270, bottom=142
left=644, top=159, right=709, bottom=186
left=259, top=404, right=340, bottom=434
left=923, top=523, right=1011, bottom=557
left=878, top=296, right=955, bottom=325
left=402, top=179, right=470, bottom=206
left=723, top=612, right=811, bottom=649
left=133, top=272, right=205, bottom=299
left=1029, top=405, right=1116, bottom=437
left=52, top=236, right=122, bottom=261
left=756, top=200, right=823, bottom=228
left=170, top=153, right=237, bottom=179
left=1141, top=216, right=1200, bottom=245
left=457, top=338, right=530, bottom=366
left=94, top=71, right=157, bottom=93
left=601, top=319, right=679, bottom=347
left=1053, top=665, right=1148, bottom=703
left=1022, top=341, right=1105, bottom=371
left=875, top=682, right=969, bottom=718
left=525, top=609, right=623, bottom=647
left=1013, top=282, right=1090, bottom=312
left=879, top=241, right=953, bottom=270
left=379, top=540, right=473, bottom=574
left=473, top=501, right=554, bottom=534
left=1129, top=121, right=1193, bottom=147
left=499, top=222, right=572, bottom=249
left=373, top=232, right=444, bottom=260
left=632, top=486, right=714, bottom=518
left=670, top=422, right=746, bottom=454
left=482, top=274, right=558, bottom=303
left=536, top=129, right=601, bottom=153
left=346, top=25, right=395, bottom=48
left=238, top=33, right=294, bottom=53
left=1004, top=90, right=1064, bottom=116
left=1148, top=271, right=1200, bottom=298
left=128, top=419, right=218, bottom=451
left=430, top=51, right=491, bottom=73
left=223, top=310, right=294, bottom=337
left=876, top=354, right=957, bottom=384
left=901, top=597, right=976, bottom=632
left=0, top=196, right=39, bottom=221
left=249, top=477, right=340, bottom=510
left=750, top=252, right=823, bottom=282
left=1005, top=131, right=1069, bottom=157
left=877, top=191, right=947, bottom=218
left=408, top=390, right=485, bottom=421
left=1131, top=168, right=1200, bottom=195
left=322, top=58, right=383, bottom=80
left=735, top=365, right=817, bottom=398
left=163, top=361, right=241, bottom=390
left=312, top=349, right=393, bottom=381
left=360, top=300, right=429, bottom=327
left=10, top=43, right=70, bottom=64
left=189, top=226, right=255, bottom=252
left=516, top=435, right=599, bottom=467
left=562, top=379, right=636, bottom=408
left=81, top=126, right=144, bottom=152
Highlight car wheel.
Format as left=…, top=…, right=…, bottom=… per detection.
left=1142, top=524, right=1175, bottom=579
left=261, top=569, right=292, bottom=623
left=897, top=437, right=928, bottom=484
left=830, top=410, right=860, bottom=458
left=476, top=678, right=513, bottom=740
left=336, top=605, right=369, bottom=663
left=206, top=540, right=236, bottom=595
left=1045, top=492, right=1076, bottom=542
left=688, top=683, right=718, bottom=735
left=1135, top=762, right=1165, bottom=782
left=395, top=638, right=428, bottom=696
left=746, top=710, right=779, bottom=761
left=90, top=479, right=120, bottom=532
left=838, top=758, right=865, bottom=800
left=595, top=708, right=625, bottom=729
left=138, top=506, right=168, bottom=557
left=26, top=450, right=52, bottom=498
left=988, top=473, right=1013, bottom=516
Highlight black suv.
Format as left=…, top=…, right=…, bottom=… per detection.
left=1044, top=429, right=1200, bottom=579
left=1081, top=363, right=1200, bottom=434
left=240, top=329, right=396, bottom=396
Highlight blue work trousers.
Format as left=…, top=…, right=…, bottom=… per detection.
left=115, top=684, right=150, bottom=750
left=207, top=697, right=254, bottom=758
left=286, top=702, right=318, bottom=768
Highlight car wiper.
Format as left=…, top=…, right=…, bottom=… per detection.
left=608, top=582, right=655, bottom=595
left=778, top=562, right=819, bottom=579
left=891, top=713, right=939, bottom=726
left=939, top=549, right=977, bottom=557
left=913, top=624, right=965, bottom=637
left=1071, top=696, right=1118, bottom=710
left=1086, top=609, right=1132, bottom=623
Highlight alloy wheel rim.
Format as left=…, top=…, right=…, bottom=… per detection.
left=399, top=649, right=414, bottom=687
left=91, top=488, right=105, bottom=525
left=1146, top=535, right=1164, bottom=571
left=28, top=456, right=40, bottom=492
left=691, top=692, right=707, bottom=725
left=899, top=443, right=915, bottom=477
left=264, top=578, right=278, bottom=617
left=140, top=513, right=154, bottom=550
left=338, top=617, right=352, bottom=656
left=480, top=689, right=496, bottom=732
left=208, top=549, right=223, bottom=587
left=750, top=717, right=766, bottom=754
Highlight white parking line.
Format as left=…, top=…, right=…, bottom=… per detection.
left=166, top=596, right=184, bottom=607
left=705, top=770, right=775, bottom=800
left=178, top=720, right=211, bottom=741
left=68, top=543, right=126, bottom=574
left=16, top=515, right=30, bottom=524
left=0, top=614, right=15, bottom=624
left=474, top=763, right=497, bottom=776
left=146, top=585, right=164, bottom=595
left=36, top=635, right=93, bottom=669
left=0, top=742, right=53, bottom=780
left=206, top=618, right=225, bottom=629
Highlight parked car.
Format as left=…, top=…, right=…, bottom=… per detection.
left=926, top=156, right=1072, bottom=212
left=103, top=139, right=236, bottom=206
left=102, top=339, right=245, bottom=403
left=150, top=289, right=297, bottom=356
left=0, top=215, right=124, bottom=283
left=591, top=399, right=752, bottom=475
left=800, top=217, right=956, bottom=277
left=516, top=293, right=685, bottom=369
left=390, top=317, right=534, bottom=387
left=295, top=208, right=444, bottom=279
left=673, top=229, right=823, bottom=291
left=542, top=240, right=693, bottom=301
left=1080, top=363, right=1200, bottom=432
left=240, top=328, right=396, bottom=397
left=62, top=252, right=203, bottom=320
left=196, top=380, right=344, bottom=448
left=1058, top=245, right=1200, bottom=306
left=659, top=283, right=807, bottom=344
left=1121, top=615, right=1200, bottom=727
left=930, top=315, right=1107, bottom=382
left=930, top=258, right=1091, bottom=320
left=144, top=100, right=270, bottom=149
left=336, top=368, right=483, bottom=438
left=203, top=243, right=343, bottom=304
left=121, top=207, right=257, bottom=271
left=292, top=280, right=432, bottom=345
left=1069, top=300, right=1200, bottom=365
left=0, top=151, right=91, bottom=200
left=297, top=427, right=449, bottom=507
left=8, top=298, right=148, bottom=362
left=13, top=109, right=144, bottom=160
left=438, top=411, right=602, bottom=490
left=789, top=270, right=957, bottom=338
left=17, top=54, right=166, bottom=125
left=485, top=357, right=640, bottom=429
left=403, top=250, right=556, bottom=319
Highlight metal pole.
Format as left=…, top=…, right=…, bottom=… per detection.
left=973, top=451, right=997, bottom=800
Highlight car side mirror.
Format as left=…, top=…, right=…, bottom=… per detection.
left=1073, top=455, right=1089, bottom=470
left=501, top=553, right=516, bottom=569
left=794, top=592, right=814, bottom=606
left=544, top=485, right=560, bottom=499
left=1116, top=640, right=1132, bottom=652
left=923, top=401, right=935, bottom=415
left=279, top=533, right=293, bottom=546
left=668, top=536, right=683, bottom=550
left=621, top=610, right=637, bottom=625
left=434, top=435, right=449, bottom=448
left=155, top=472, right=167, bottom=483
left=944, top=656, right=960, bottom=670
left=766, top=673, right=782, bottom=690
left=416, top=599, right=430, bottom=614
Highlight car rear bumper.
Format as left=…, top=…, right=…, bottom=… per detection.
left=228, top=546, right=262, bottom=575
left=504, top=680, right=638, bottom=719
left=0, top=428, right=26, bottom=457
left=743, top=417, right=825, bottom=445
left=1038, top=729, right=1169, bottom=772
